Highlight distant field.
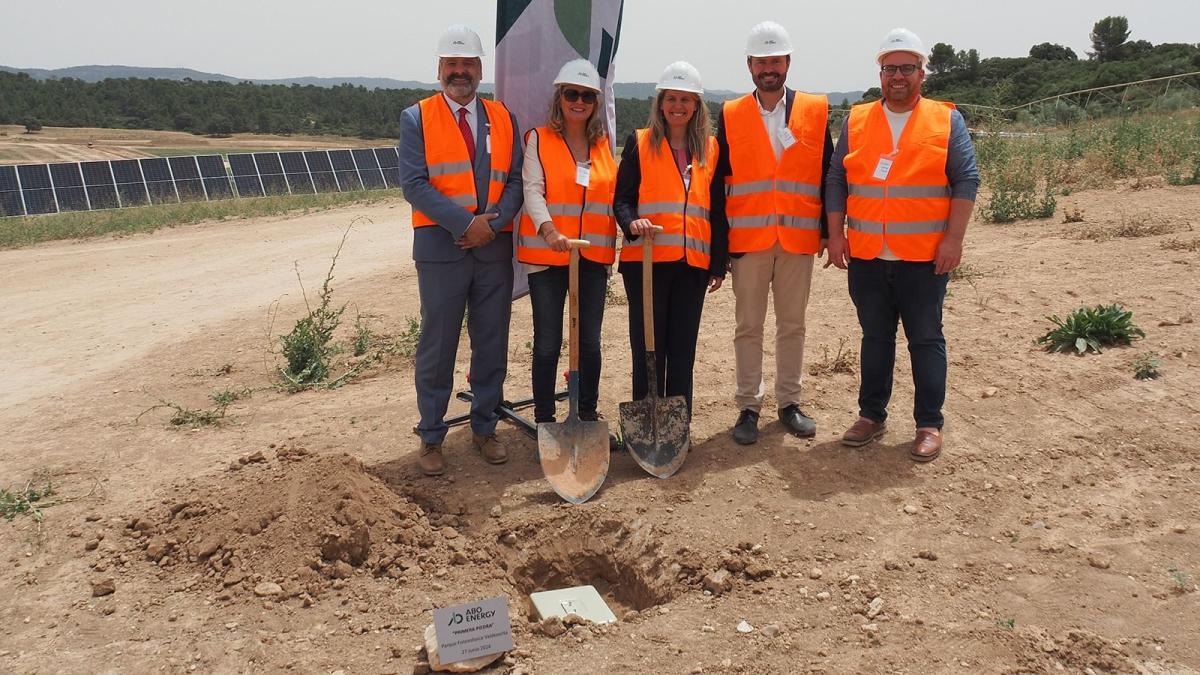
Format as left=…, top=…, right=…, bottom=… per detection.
left=0, top=125, right=386, bottom=165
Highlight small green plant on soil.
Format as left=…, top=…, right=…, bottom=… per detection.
left=395, top=316, right=422, bottom=359
left=278, top=239, right=348, bottom=388
left=1133, top=352, right=1162, bottom=380
left=996, top=618, right=1016, bottom=630
left=353, top=311, right=373, bottom=357
left=141, top=387, right=252, bottom=428
left=1169, top=567, right=1193, bottom=594
left=2, top=473, right=56, bottom=522
left=951, top=262, right=983, bottom=282
left=1036, top=304, right=1144, bottom=355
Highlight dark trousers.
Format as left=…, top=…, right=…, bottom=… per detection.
left=413, top=256, right=513, bottom=444
left=847, top=258, right=948, bottom=429
left=621, top=260, right=709, bottom=413
left=527, top=259, right=608, bottom=423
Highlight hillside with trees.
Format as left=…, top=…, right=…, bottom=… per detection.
left=866, top=16, right=1200, bottom=117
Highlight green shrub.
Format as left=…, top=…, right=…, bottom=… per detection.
left=1036, top=304, right=1145, bottom=354
left=1133, top=351, right=1162, bottom=380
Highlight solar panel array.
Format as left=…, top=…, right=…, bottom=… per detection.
left=0, top=147, right=401, bottom=218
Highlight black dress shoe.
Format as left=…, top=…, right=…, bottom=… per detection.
left=779, top=404, right=816, bottom=437
left=732, top=409, right=760, bottom=445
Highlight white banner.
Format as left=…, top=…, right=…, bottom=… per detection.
left=495, top=0, right=625, bottom=299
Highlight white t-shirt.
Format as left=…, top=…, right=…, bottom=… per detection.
left=877, top=104, right=914, bottom=261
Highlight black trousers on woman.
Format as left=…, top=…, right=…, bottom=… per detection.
left=527, top=258, right=609, bottom=423
left=620, top=260, right=709, bottom=414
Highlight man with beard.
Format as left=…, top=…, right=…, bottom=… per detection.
left=824, top=28, right=979, bottom=462
left=715, top=21, right=832, bottom=446
left=398, top=25, right=524, bottom=476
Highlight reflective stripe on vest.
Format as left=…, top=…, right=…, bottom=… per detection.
left=516, top=127, right=618, bottom=266
left=617, top=129, right=718, bottom=270
left=722, top=92, right=827, bottom=254
left=411, top=95, right=515, bottom=231
left=843, top=98, right=954, bottom=261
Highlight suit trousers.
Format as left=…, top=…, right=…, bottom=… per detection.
left=413, top=254, right=514, bottom=444
left=730, top=243, right=815, bottom=413
left=621, top=260, right=709, bottom=413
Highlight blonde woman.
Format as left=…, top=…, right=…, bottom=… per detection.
left=517, top=59, right=618, bottom=425
left=613, top=61, right=728, bottom=415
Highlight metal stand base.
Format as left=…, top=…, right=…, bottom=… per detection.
left=444, top=390, right=568, bottom=439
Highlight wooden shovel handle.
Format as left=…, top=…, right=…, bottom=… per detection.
left=566, top=239, right=591, bottom=248
left=640, top=225, right=662, bottom=351
left=569, top=245, right=580, bottom=371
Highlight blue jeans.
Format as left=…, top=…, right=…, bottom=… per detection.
left=847, top=258, right=948, bottom=429
left=527, top=259, right=608, bottom=422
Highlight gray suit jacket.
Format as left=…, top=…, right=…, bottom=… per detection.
left=398, top=96, right=524, bottom=263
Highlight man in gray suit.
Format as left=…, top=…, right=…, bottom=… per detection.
left=398, top=25, right=524, bottom=476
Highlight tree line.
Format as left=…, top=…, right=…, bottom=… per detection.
left=872, top=17, right=1200, bottom=113
left=2, top=16, right=1196, bottom=143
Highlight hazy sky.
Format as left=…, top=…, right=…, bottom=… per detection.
left=2, top=1, right=1196, bottom=93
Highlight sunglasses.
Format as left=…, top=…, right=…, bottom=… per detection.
left=880, top=64, right=920, bottom=76
left=562, top=88, right=598, bottom=104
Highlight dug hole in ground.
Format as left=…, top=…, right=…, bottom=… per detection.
left=1, top=184, right=1198, bottom=674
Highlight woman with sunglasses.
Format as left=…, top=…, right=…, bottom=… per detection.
left=517, top=59, right=618, bottom=426
left=614, top=61, right=728, bottom=416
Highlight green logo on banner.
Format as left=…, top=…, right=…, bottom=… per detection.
left=554, top=0, right=592, bottom=58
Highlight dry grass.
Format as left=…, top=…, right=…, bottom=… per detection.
left=808, top=338, right=859, bottom=376
left=1161, top=237, right=1200, bottom=252
left=1071, top=212, right=1181, bottom=241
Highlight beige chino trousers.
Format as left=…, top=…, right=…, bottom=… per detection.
left=731, top=242, right=815, bottom=413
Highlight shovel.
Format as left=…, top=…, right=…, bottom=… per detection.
left=539, top=239, right=610, bottom=504
left=619, top=227, right=690, bottom=478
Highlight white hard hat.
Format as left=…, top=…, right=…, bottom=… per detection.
left=436, top=25, right=484, bottom=58
left=876, top=27, right=927, bottom=67
left=553, top=59, right=601, bottom=91
left=656, top=61, right=703, bottom=95
left=746, top=21, right=793, bottom=57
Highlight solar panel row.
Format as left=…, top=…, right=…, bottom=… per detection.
left=0, top=147, right=401, bottom=218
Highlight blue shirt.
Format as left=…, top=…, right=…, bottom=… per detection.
left=825, top=101, right=979, bottom=213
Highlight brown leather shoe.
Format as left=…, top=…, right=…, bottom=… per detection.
left=841, top=417, right=887, bottom=447
left=910, top=429, right=943, bottom=462
left=473, top=434, right=508, bottom=465
left=418, top=442, right=445, bottom=476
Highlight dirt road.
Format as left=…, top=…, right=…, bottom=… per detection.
left=1, top=185, right=1198, bottom=674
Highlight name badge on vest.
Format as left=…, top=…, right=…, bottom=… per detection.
left=872, top=154, right=895, bottom=181
left=575, top=162, right=590, bottom=188
left=778, top=127, right=797, bottom=150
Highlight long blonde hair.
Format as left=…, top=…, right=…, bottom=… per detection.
left=546, top=85, right=605, bottom=145
left=646, top=90, right=711, bottom=166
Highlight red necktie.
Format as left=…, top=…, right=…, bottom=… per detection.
left=457, top=108, right=476, bottom=160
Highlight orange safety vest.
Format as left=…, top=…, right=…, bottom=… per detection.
left=618, top=129, right=717, bottom=271
left=516, top=128, right=617, bottom=266
left=723, top=91, right=827, bottom=254
left=843, top=97, right=954, bottom=261
left=411, top=94, right=515, bottom=231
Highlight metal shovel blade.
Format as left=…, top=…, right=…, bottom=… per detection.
left=618, top=354, right=691, bottom=478
left=538, top=417, right=610, bottom=504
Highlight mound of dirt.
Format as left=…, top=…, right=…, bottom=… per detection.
left=113, top=448, right=463, bottom=600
